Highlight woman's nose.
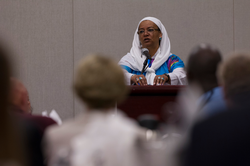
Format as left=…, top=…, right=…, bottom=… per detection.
left=144, top=30, right=149, bottom=36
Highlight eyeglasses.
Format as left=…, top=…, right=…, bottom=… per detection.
left=137, top=28, right=160, bottom=35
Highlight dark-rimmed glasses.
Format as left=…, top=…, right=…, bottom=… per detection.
left=137, top=28, right=160, bottom=35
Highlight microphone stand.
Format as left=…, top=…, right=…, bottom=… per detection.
left=141, top=57, right=151, bottom=74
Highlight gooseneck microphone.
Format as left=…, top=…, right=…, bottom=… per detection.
left=141, top=48, right=151, bottom=60
left=141, top=48, right=152, bottom=74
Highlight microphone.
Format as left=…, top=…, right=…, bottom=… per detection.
left=141, top=48, right=152, bottom=74
left=141, top=48, right=151, bottom=60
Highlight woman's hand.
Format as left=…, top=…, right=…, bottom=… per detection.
left=153, top=74, right=169, bottom=85
left=131, top=74, right=147, bottom=86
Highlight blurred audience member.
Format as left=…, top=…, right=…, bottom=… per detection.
left=186, top=44, right=227, bottom=117
left=44, top=54, right=145, bottom=166
left=0, top=42, right=26, bottom=166
left=0, top=45, right=52, bottom=166
left=10, top=78, right=32, bottom=114
left=10, top=78, right=57, bottom=133
left=182, top=52, right=250, bottom=166
left=165, top=44, right=227, bottom=166
left=0, top=54, right=56, bottom=166
left=168, top=44, right=226, bottom=134
left=9, top=78, right=57, bottom=166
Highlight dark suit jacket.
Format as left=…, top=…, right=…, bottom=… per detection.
left=20, top=113, right=57, bottom=134
left=12, top=107, right=57, bottom=166
left=12, top=107, right=57, bottom=134
left=183, top=95, right=250, bottom=166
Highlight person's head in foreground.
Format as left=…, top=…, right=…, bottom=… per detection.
left=218, top=52, right=250, bottom=106
left=0, top=41, right=26, bottom=166
left=74, top=54, right=128, bottom=110
left=186, top=43, right=222, bottom=92
left=0, top=44, right=11, bottom=115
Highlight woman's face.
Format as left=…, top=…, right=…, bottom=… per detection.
left=138, top=20, right=162, bottom=50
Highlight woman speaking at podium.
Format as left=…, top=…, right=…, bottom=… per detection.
left=119, top=17, right=187, bottom=86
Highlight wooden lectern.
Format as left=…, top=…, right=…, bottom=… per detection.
left=118, top=85, right=185, bottom=121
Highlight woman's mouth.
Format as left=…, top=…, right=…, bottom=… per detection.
left=144, top=38, right=150, bottom=42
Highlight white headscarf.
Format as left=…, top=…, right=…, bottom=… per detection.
left=119, top=17, right=171, bottom=85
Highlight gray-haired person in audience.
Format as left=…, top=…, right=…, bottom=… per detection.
left=44, top=54, right=145, bottom=166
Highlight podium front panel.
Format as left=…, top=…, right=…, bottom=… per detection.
left=118, top=85, right=185, bottom=121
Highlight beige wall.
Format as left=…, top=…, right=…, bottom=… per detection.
left=0, top=0, right=249, bottom=120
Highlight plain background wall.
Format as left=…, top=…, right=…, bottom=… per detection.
left=0, top=0, right=249, bottom=120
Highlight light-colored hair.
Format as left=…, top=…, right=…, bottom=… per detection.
left=219, top=52, right=250, bottom=98
left=74, top=54, right=128, bottom=109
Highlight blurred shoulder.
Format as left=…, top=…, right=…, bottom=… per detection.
left=45, top=117, right=79, bottom=141
left=192, top=107, right=250, bottom=137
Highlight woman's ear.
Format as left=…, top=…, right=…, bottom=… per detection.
left=159, top=33, right=162, bottom=45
